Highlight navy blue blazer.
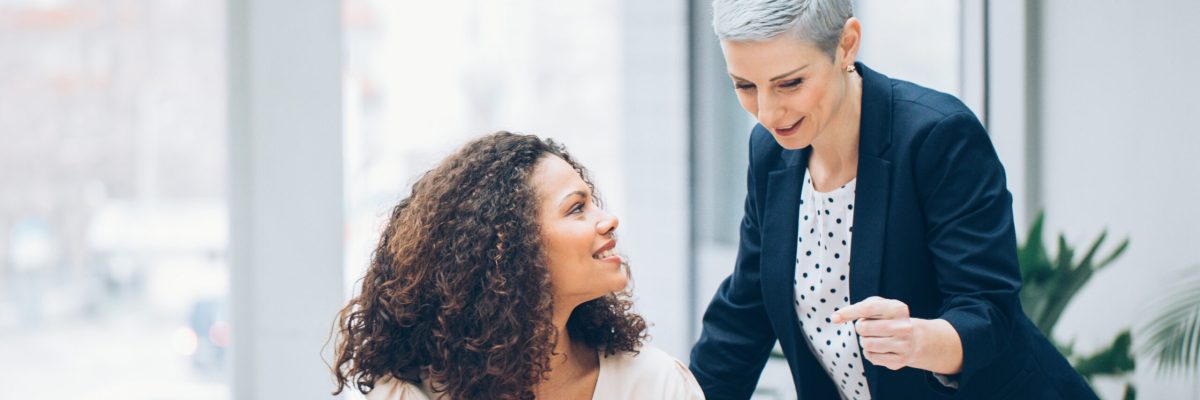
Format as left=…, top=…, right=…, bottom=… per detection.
left=689, top=63, right=1096, bottom=399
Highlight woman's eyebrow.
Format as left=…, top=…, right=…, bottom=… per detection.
left=729, top=64, right=809, bottom=82
left=558, top=190, right=587, bottom=207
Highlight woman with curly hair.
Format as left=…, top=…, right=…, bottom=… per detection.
left=331, top=131, right=704, bottom=399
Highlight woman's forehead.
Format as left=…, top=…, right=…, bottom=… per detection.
left=722, top=36, right=827, bottom=78
left=533, top=156, right=588, bottom=200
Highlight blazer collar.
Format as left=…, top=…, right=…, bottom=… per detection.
left=857, top=62, right=893, bottom=158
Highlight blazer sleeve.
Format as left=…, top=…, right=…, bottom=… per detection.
left=689, top=132, right=777, bottom=400
left=912, top=111, right=1023, bottom=389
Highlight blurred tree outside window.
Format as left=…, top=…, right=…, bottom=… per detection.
left=0, top=1, right=229, bottom=399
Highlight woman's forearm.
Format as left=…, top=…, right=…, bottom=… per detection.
left=911, top=318, right=963, bottom=375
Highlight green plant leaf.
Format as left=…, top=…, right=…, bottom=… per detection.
left=1015, top=210, right=1139, bottom=383
left=1073, top=330, right=1135, bottom=379
left=1122, top=383, right=1136, bottom=400
left=1019, top=213, right=1051, bottom=282
left=1074, top=231, right=1106, bottom=272
left=1139, top=271, right=1200, bottom=377
left=1017, top=215, right=1130, bottom=337
left=1095, top=237, right=1130, bottom=270
left=1036, top=235, right=1076, bottom=334
left=1019, top=212, right=1055, bottom=336
left=1042, top=231, right=1124, bottom=335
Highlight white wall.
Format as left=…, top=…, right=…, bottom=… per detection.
left=856, top=0, right=963, bottom=100
left=1033, top=1, right=1200, bottom=398
left=227, top=0, right=344, bottom=398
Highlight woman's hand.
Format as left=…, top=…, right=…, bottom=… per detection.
left=831, top=296, right=963, bottom=375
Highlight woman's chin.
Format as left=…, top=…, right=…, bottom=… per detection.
left=601, top=274, right=630, bottom=293
left=586, top=259, right=629, bottom=292
left=614, top=276, right=630, bottom=290
left=775, top=135, right=813, bottom=150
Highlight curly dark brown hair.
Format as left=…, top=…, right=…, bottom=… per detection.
left=331, top=131, right=647, bottom=400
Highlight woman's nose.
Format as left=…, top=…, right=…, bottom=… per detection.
left=597, top=211, right=619, bottom=236
left=757, top=93, right=784, bottom=127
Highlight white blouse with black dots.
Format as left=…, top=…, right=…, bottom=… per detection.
left=792, top=169, right=870, bottom=400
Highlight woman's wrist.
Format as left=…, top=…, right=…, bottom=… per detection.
left=910, top=318, right=963, bottom=375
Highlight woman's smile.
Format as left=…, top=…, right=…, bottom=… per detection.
left=592, top=240, right=622, bottom=264
left=774, top=117, right=804, bottom=137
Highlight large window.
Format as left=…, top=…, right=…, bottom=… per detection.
left=341, top=0, right=626, bottom=295
left=0, top=2, right=229, bottom=398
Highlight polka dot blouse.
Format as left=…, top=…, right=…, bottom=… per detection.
left=793, top=169, right=869, bottom=400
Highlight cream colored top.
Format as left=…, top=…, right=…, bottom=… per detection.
left=365, top=345, right=705, bottom=400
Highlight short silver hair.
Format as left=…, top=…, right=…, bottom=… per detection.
left=712, top=0, right=854, bottom=59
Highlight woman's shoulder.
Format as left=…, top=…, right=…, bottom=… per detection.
left=600, top=345, right=680, bottom=373
left=596, top=345, right=705, bottom=399
left=888, top=77, right=974, bottom=121
left=878, top=75, right=989, bottom=153
left=365, top=377, right=438, bottom=400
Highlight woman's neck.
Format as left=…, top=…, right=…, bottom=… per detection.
left=535, top=303, right=600, bottom=398
left=809, top=70, right=863, bottom=192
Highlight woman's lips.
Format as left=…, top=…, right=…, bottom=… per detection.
left=592, top=242, right=622, bottom=264
left=597, top=254, right=622, bottom=265
left=774, top=118, right=803, bottom=137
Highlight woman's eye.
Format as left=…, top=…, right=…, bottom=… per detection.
left=780, top=78, right=803, bottom=88
left=568, top=203, right=584, bottom=215
left=734, top=83, right=755, bottom=91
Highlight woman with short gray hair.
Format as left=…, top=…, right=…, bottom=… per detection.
left=689, top=0, right=1095, bottom=398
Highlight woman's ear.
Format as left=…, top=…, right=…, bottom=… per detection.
left=838, top=17, right=862, bottom=68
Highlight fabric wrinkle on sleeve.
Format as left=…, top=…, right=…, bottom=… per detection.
left=913, top=111, right=1022, bottom=390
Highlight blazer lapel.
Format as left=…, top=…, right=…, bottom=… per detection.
left=762, top=148, right=840, bottom=392
left=849, top=62, right=895, bottom=395
left=761, top=148, right=806, bottom=336
left=848, top=155, right=890, bottom=303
